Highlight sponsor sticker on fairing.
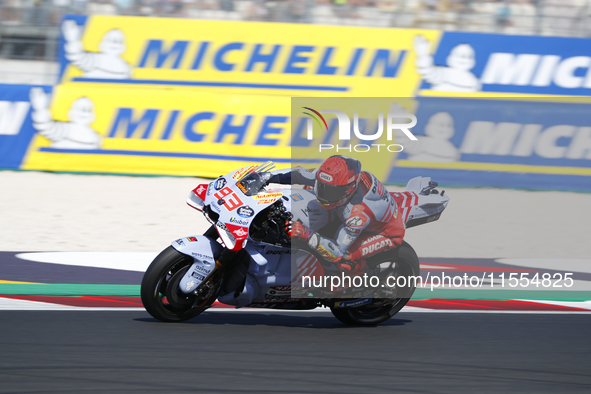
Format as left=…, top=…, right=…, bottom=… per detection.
left=237, top=205, right=254, bottom=218
left=257, top=198, right=276, bottom=204
left=253, top=192, right=283, bottom=200
left=233, top=227, right=248, bottom=237
left=427, top=213, right=441, bottom=222
left=291, top=193, right=304, bottom=201
left=236, top=182, right=249, bottom=194
left=232, top=165, right=257, bottom=181
left=191, top=252, right=214, bottom=260
left=229, top=217, right=249, bottom=226
left=214, top=178, right=227, bottom=190
left=192, top=264, right=212, bottom=274
left=266, top=287, right=292, bottom=297
left=265, top=249, right=295, bottom=255
left=191, top=272, right=206, bottom=281
left=185, top=280, right=196, bottom=292
left=195, top=185, right=207, bottom=196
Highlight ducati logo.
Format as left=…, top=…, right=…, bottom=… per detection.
left=361, top=239, right=393, bottom=256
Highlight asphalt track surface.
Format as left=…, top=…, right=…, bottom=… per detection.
left=1, top=310, right=590, bottom=393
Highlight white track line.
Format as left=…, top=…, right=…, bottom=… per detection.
left=0, top=297, right=144, bottom=311
left=1, top=298, right=591, bottom=314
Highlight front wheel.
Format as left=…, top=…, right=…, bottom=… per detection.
left=141, top=246, right=219, bottom=322
left=330, top=241, right=420, bottom=326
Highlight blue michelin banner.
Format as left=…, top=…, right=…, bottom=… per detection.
left=415, top=32, right=591, bottom=96
left=0, top=85, right=52, bottom=169
left=389, top=97, right=591, bottom=191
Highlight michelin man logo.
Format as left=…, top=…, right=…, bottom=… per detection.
left=29, top=87, right=102, bottom=150
left=62, top=20, right=132, bottom=79
left=402, top=112, right=460, bottom=162
left=414, top=35, right=481, bottom=92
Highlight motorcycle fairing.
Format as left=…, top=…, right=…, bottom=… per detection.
left=171, top=236, right=223, bottom=294
left=190, top=167, right=293, bottom=251
left=400, top=176, right=449, bottom=228
left=218, top=243, right=324, bottom=308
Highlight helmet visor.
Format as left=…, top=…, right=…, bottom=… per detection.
left=315, top=181, right=356, bottom=205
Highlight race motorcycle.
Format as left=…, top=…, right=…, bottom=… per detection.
left=141, top=161, right=449, bottom=325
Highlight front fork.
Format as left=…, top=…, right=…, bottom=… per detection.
left=180, top=226, right=245, bottom=298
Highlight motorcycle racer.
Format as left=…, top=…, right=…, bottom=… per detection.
left=269, top=155, right=405, bottom=275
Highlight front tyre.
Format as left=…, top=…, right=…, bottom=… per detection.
left=141, top=246, right=218, bottom=322
left=330, top=241, right=420, bottom=326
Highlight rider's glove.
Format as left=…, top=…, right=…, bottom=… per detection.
left=335, top=259, right=367, bottom=276
left=287, top=220, right=311, bottom=240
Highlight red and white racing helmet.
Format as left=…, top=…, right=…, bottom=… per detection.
left=315, top=155, right=362, bottom=209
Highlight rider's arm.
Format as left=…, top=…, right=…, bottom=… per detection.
left=290, top=219, right=347, bottom=263
left=269, top=167, right=316, bottom=187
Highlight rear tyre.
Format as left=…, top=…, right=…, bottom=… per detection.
left=141, top=246, right=218, bottom=322
left=330, top=241, right=420, bottom=326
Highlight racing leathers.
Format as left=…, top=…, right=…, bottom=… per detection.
left=270, top=167, right=405, bottom=274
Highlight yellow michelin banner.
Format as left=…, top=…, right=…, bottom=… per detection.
left=58, top=15, right=438, bottom=97
left=22, top=84, right=294, bottom=177
left=4, top=14, right=586, bottom=189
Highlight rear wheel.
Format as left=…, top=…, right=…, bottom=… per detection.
left=141, top=246, right=219, bottom=322
left=330, top=241, right=420, bottom=326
